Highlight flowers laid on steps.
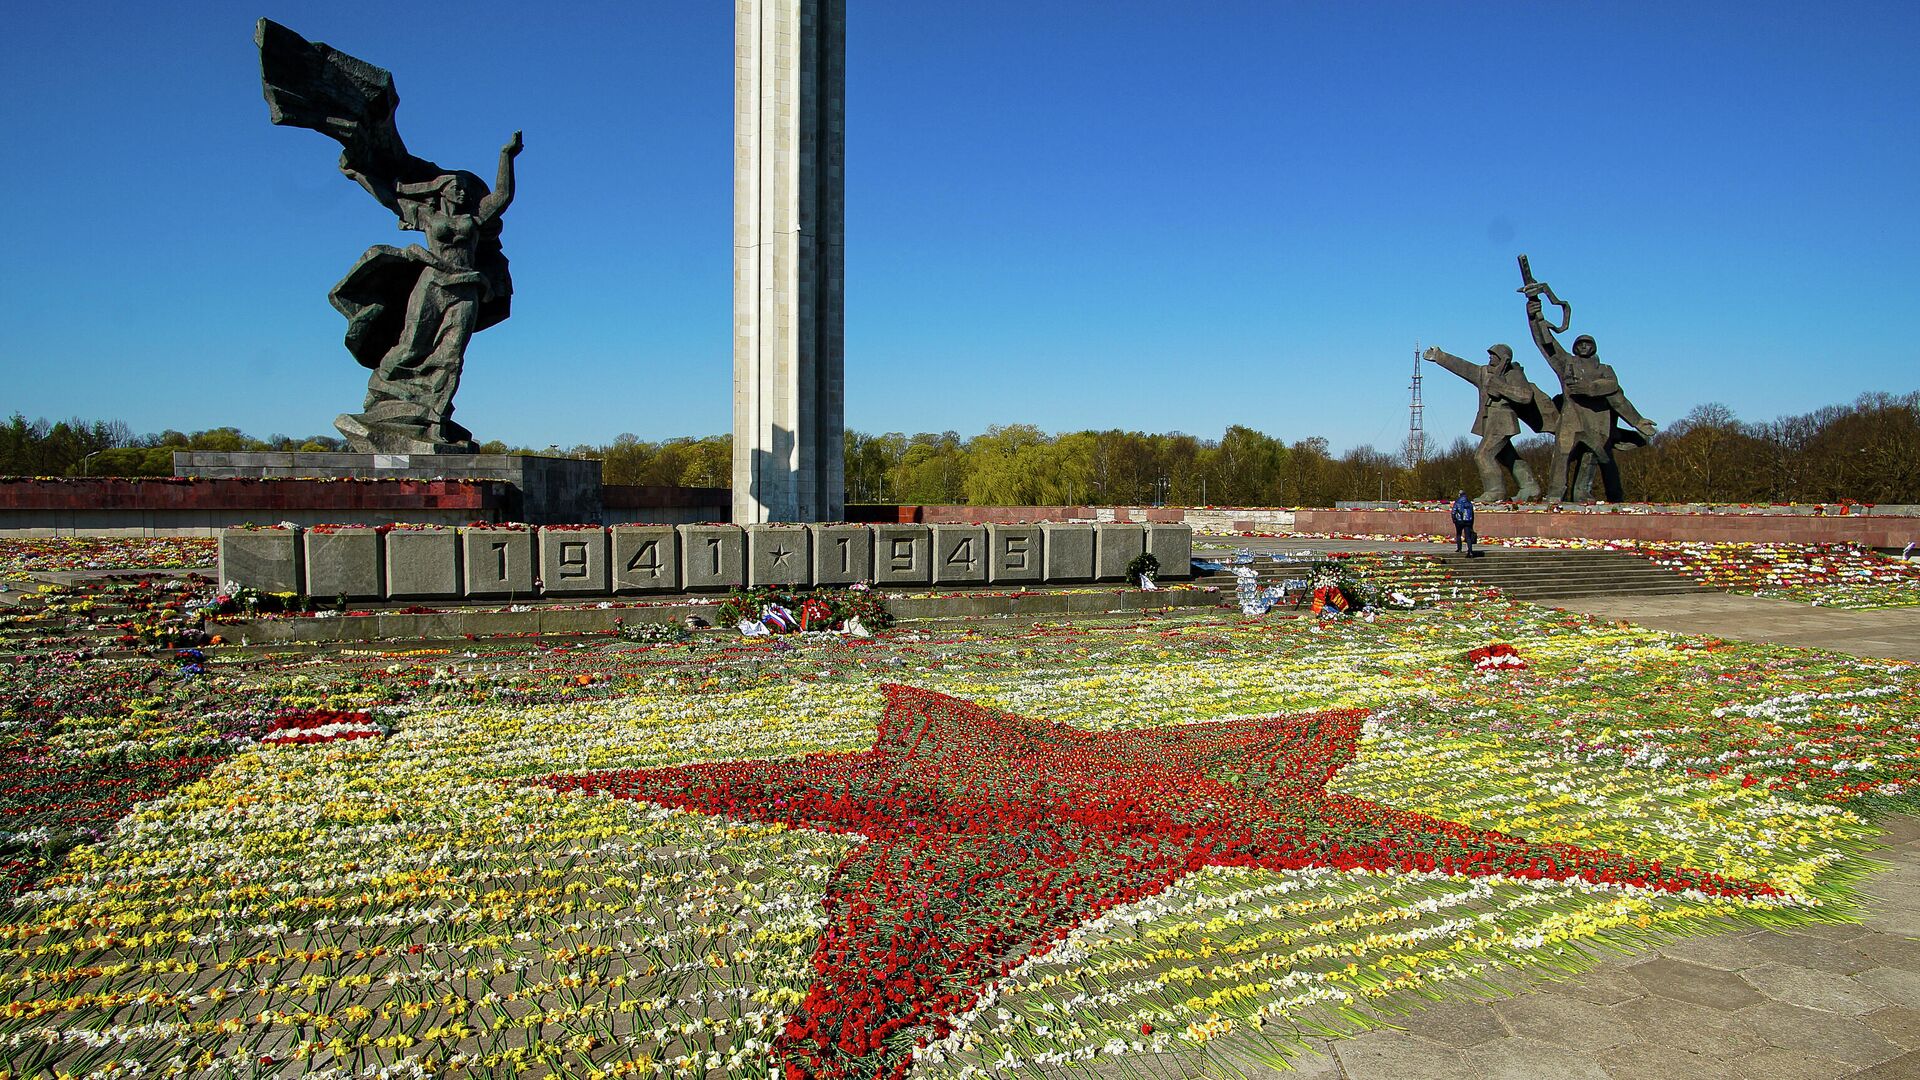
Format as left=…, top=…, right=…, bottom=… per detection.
left=718, top=586, right=895, bottom=635
left=1633, top=541, right=1920, bottom=609
left=0, top=536, right=215, bottom=582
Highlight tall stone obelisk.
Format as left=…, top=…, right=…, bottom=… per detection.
left=733, top=0, right=845, bottom=523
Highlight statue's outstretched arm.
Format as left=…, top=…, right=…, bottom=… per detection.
left=343, top=165, right=435, bottom=232
left=478, top=131, right=522, bottom=225
left=344, top=164, right=401, bottom=215
left=1422, top=347, right=1481, bottom=386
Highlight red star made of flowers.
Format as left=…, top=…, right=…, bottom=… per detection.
left=533, top=684, right=1774, bottom=1079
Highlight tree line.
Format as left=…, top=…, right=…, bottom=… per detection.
left=4, top=389, right=1914, bottom=505
left=841, top=391, right=1917, bottom=505
left=0, top=417, right=530, bottom=480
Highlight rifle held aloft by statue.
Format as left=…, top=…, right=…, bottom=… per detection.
left=1516, top=254, right=1571, bottom=333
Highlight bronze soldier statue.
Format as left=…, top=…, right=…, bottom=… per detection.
left=1519, top=257, right=1657, bottom=502
left=1423, top=344, right=1558, bottom=501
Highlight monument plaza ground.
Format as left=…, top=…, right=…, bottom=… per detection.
left=5, top=5, right=1919, bottom=1078
left=1, top=532, right=1917, bottom=1079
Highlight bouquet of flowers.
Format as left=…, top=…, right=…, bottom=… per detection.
left=1466, top=643, right=1527, bottom=671
left=260, top=710, right=390, bottom=746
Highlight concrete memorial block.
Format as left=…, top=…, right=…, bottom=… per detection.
left=747, top=524, right=813, bottom=587
left=810, top=523, right=872, bottom=585
left=461, top=527, right=536, bottom=598
left=931, top=524, right=988, bottom=586
left=678, top=524, right=745, bottom=591
left=1145, top=523, right=1193, bottom=578
left=986, top=524, right=1044, bottom=584
left=1094, top=523, right=1146, bottom=581
left=384, top=527, right=460, bottom=600
left=218, top=528, right=301, bottom=593
left=1040, top=523, right=1095, bottom=583
left=539, top=527, right=610, bottom=596
left=302, top=527, right=381, bottom=599
left=872, top=524, right=932, bottom=586
left=610, top=525, right=680, bottom=594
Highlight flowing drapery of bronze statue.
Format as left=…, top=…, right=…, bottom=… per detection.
left=1423, top=344, right=1558, bottom=501
left=256, top=19, right=521, bottom=454
left=1518, top=256, right=1657, bottom=502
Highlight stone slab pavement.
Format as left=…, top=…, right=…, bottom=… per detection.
left=1552, top=592, right=1920, bottom=664
left=1270, top=813, right=1920, bottom=1080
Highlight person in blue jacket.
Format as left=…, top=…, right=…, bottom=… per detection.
left=1450, top=491, right=1477, bottom=554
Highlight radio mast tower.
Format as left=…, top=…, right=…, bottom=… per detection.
left=1406, top=342, right=1426, bottom=466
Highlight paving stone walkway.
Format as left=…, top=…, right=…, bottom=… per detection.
left=1553, top=592, right=1920, bottom=663
left=1276, top=813, right=1920, bottom=1079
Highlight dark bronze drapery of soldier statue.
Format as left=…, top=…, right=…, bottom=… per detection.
left=1519, top=256, right=1657, bottom=502
left=256, top=19, right=522, bottom=454
left=1423, top=344, right=1558, bottom=501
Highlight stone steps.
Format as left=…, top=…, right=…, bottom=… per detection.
left=1434, top=550, right=1711, bottom=601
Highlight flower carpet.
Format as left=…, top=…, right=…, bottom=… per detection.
left=1463, top=536, right=1920, bottom=609
left=0, top=538, right=216, bottom=583
left=1294, top=534, right=1920, bottom=610
left=0, top=580, right=1916, bottom=1077
left=1, top=576, right=221, bottom=653
left=1629, top=542, right=1920, bottom=610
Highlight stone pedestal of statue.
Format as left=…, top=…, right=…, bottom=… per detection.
left=174, top=452, right=602, bottom=525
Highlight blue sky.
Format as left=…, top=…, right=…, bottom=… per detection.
left=4, top=2, right=1916, bottom=453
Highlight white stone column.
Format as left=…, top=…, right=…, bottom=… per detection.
left=733, top=0, right=845, bottom=524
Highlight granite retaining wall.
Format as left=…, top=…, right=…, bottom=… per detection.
left=0, top=477, right=508, bottom=535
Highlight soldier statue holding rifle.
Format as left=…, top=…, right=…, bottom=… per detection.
left=1518, top=256, right=1658, bottom=502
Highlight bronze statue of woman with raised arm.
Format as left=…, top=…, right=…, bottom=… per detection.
left=257, top=19, right=521, bottom=454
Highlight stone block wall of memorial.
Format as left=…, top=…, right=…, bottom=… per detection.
left=218, top=522, right=1193, bottom=600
